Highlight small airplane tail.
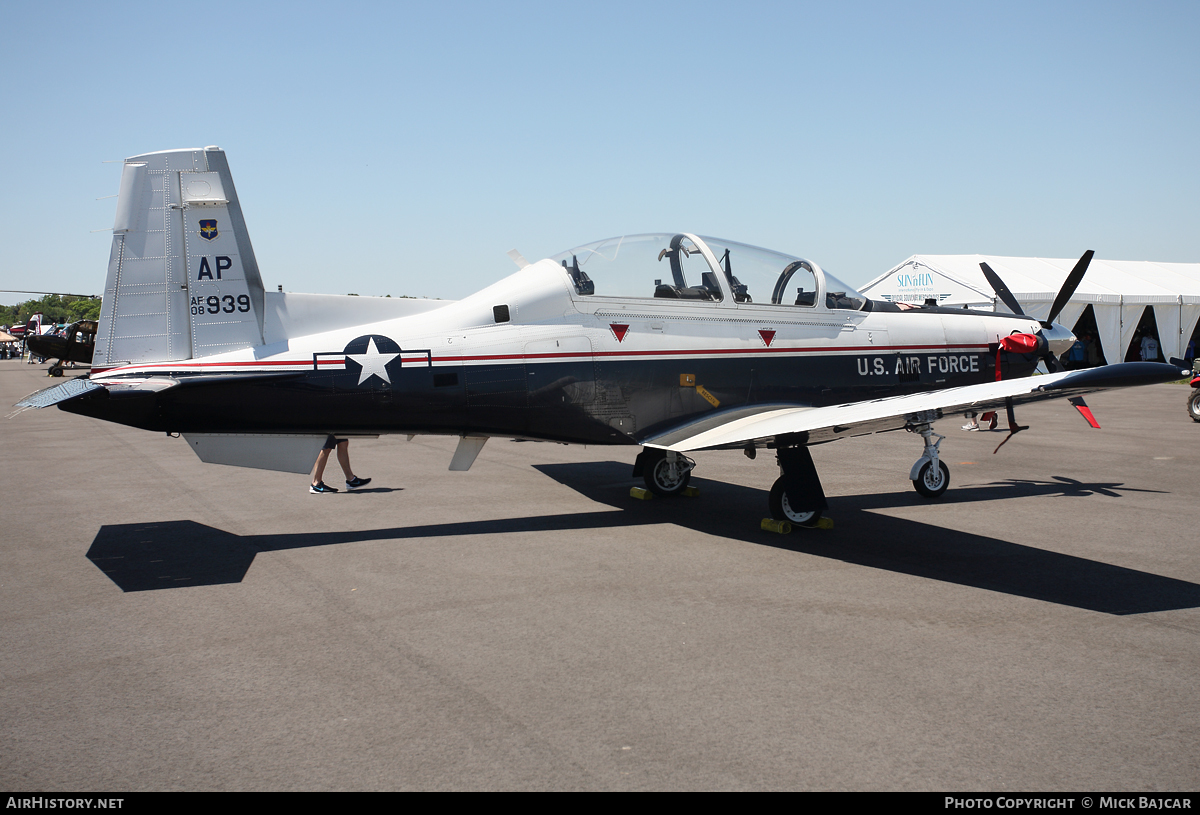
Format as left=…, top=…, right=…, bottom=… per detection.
left=93, top=147, right=266, bottom=369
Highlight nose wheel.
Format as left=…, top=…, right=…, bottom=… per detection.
left=913, top=459, right=950, bottom=498
left=908, top=421, right=949, bottom=499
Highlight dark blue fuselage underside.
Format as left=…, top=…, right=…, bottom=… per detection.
left=63, top=350, right=1030, bottom=444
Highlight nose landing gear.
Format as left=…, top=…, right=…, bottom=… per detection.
left=908, top=421, right=949, bottom=498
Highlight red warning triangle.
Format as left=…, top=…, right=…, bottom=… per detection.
left=758, top=329, right=776, bottom=347
left=610, top=323, right=629, bottom=343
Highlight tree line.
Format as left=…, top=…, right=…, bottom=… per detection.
left=1, top=294, right=102, bottom=327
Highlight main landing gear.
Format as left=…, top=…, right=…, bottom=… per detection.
left=634, top=421, right=949, bottom=530
left=635, top=445, right=828, bottom=529
left=767, top=444, right=828, bottom=528
left=634, top=448, right=695, bottom=496
left=908, top=420, right=949, bottom=498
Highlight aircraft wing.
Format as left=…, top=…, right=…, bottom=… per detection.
left=642, top=361, right=1188, bottom=452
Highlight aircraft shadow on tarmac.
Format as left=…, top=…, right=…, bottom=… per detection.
left=86, top=461, right=1199, bottom=615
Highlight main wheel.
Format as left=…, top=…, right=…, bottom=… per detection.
left=1188, top=390, right=1200, bottom=423
left=913, top=460, right=950, bottom=498
left=48, top=365, right=63, bottom=377
left=768, top=478, right=822, bottom=527
left=643, top=451, right=691, bottom=496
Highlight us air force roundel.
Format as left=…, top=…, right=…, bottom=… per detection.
left=343, top=335, right=401, bottom=386
left=199, top=219, right=218, bottom=241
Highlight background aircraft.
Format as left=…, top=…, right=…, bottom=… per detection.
left=25, top=319, right=97, bottom=376
left=16, top=148, right=1187, bottom=528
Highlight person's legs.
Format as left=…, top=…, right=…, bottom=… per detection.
left=336, top=440, right=372, bottom=489
left=311, top=435, right=342, bottom=492
left=336, top=440, right=354, bottom=480
left=312, top=448, right=332, bottom=486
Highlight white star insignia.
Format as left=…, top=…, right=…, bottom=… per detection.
left=345, top=337, right=399, bottom=385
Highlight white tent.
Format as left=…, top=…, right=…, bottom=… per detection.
left=859, top=255, right=1200, bottom=365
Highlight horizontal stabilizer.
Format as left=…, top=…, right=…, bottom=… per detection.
left=15, top=378, right=105, bottom=409
left=14, top=371, right=311, bottom=414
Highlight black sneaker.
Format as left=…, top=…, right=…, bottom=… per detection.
left=345, top=477, right=371, bottom=490
left=310, top=482, right=338, bottom=494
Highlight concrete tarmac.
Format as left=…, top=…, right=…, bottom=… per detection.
left=2, top=359, right=1197, bottom=791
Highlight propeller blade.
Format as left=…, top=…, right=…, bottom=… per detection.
left=1047, top=250, right=1093, bottom=325
left=1041, top=350, right=1063, bottom=374
left=979, top=262, right=1025, bottom=317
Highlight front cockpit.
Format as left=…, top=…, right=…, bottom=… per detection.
left=550, top=233, right=867, bottom=311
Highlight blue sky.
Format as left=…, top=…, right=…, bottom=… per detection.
left=2, top=1, right=1197, bottom=302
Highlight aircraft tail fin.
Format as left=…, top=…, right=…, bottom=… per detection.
left=93, top=147, right=266, bottom=369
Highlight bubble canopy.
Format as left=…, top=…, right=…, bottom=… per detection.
left=550, top=233, right=866, bottom=310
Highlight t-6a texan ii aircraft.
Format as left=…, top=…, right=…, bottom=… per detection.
left=17, top=147, right=1189, bottom=527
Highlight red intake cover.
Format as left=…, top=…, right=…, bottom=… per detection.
left=995, top=332, right=1041, bottom=381
left=999, top=333, right=1040, bottom=353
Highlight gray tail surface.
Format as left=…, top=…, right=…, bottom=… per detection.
left=93, top=147, right=266, bottom=369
